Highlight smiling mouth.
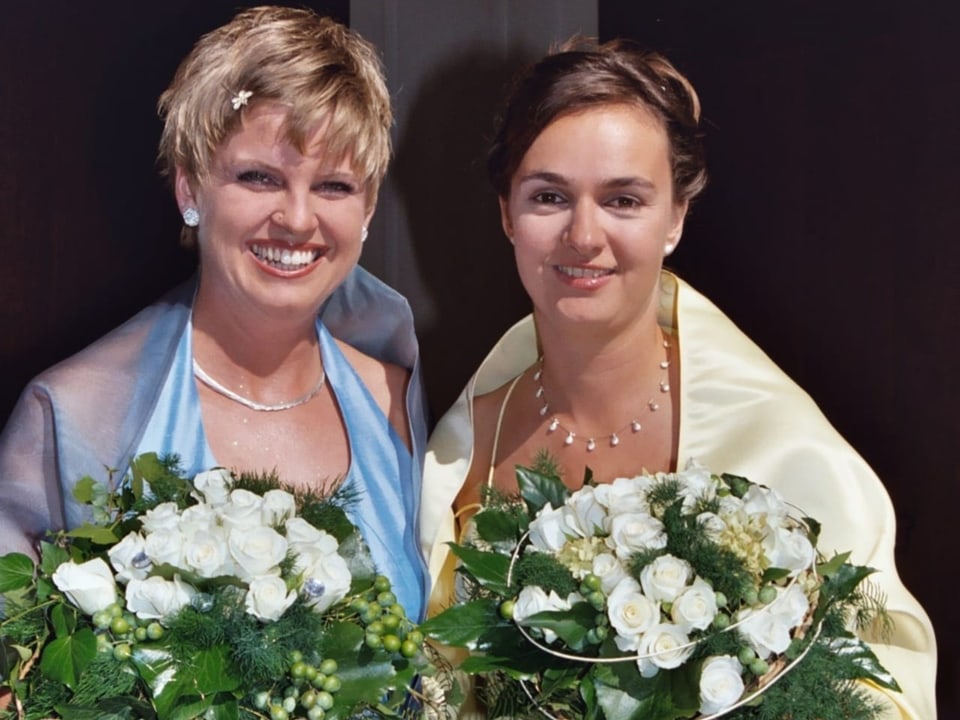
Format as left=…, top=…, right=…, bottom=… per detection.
left=554, top=265, right=615, bottom=278
left=250, top=244, right=323, bottom=271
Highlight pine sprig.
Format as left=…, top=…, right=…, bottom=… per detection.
left=513, top=552, right=578, bottom=596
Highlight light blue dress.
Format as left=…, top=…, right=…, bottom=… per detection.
left=138, top=316, right=427, bottom=621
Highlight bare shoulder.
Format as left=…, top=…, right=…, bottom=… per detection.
left=334, top=339, right=411, bottom=448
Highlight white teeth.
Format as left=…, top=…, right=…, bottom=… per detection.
left=555, top=265, right=612, bottom=278
left=251, top=244, right=320, bottom=270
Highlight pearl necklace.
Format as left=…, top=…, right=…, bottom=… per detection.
left=193, top=359, right=326, bottom=412
left=534, top=337, right=672, bottom=452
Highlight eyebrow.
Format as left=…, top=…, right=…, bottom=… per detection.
left=517, top=171, right=656, bottom=191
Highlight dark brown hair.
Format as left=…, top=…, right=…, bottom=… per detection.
left=488, top=37, right=707, bottom=205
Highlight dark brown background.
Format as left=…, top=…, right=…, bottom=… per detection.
left=1, top=1, right=955, bottom=715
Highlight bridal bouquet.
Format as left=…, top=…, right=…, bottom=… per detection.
left=421, top=459, right=900, bottom=720
left=0, top=453, right=437, bottom=720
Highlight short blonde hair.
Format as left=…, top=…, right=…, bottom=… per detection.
left=158, top=6, right=392, bottom=242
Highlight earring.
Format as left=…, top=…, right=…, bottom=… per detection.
left=664, top=242, right=676, bottom=256
left=361, top=226, right=368, bottom=243
left=182, top=208, right=200, bottom=227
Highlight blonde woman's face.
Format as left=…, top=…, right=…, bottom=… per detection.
left=176, top=102, right=372, bottom=321
left=501, top=104, right=686, bottom=333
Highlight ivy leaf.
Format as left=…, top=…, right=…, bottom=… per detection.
left=149, top=646, right=240, bottom=718
left=51, top=603, right=78, bottom=637
left=448, top=544, right=511, bottom=593
left=0, top=553, right=35, bottom=592
left=474, top=508, right=523, bottom=543
left=71, top=476, right=98, bottom=504
left=419, top=598, right=500, bottom=647
left=40, top=626, right=97, bottom=689
left=827, top=636, right=902, bottom=691
left=65, top=523, right=120, bottom=545
left=517, top=466, right=570, bottom=516
left=40, top=541, right=71, bottom=578
left=521, top=602, right=597, bottom=651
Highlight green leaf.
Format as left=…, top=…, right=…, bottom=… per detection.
left=0, top=553, right=35, bottom=592
left=149, top=646, right=241, bottom=718
left=474, top=508, right=523, bottom=543
left=51, top=603, right=78, bottom=637
left=521, top=602, right=597, bottom=651
left=72, top=476, right=99, bottom=504
left=827, top=636, right=902, bottom=691
left=40, top=627, right=97, bottom=689
left=448, top=544, right=511, bottom=593
left=40, top=541, right=71, bottom=578
left=815, top=561, right=876, bottom=624
left=419, top=599, right=500, bottom=647
left=65, top=523, right=120, bottom=545
left=761, top=566, right=791, bottom=583
left=517, top=466, right=570, bottom=516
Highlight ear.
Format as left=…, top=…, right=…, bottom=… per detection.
left=499, top=195, right=515, bottom=245
left=174, top=167, right=198, bottom=213
left=665, top=199, right=689, bottom=256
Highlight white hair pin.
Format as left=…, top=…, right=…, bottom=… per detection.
left=231, top=90, right=252, bottom=110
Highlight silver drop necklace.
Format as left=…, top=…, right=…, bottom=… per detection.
left=193, top=359, right=326, bottom=412
left=535, top=336, right=672, bottom=452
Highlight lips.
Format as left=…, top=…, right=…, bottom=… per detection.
left=250, top=243, right=324, bottom=272
left=554, top=265, right=615, bottom=279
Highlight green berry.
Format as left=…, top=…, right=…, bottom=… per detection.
left=307, top=707, right=326, bottom=720
left=113, top=643, right=132, bottom=661
left=110, top=616, right=131, bottom=635
left=377, top=590, right=397, bottom=607
left=315, top=690, right=335, bottom=709
left=366, top=620, right=384, bottom=636
left=400, top=639, right=418, bottom=658
left=388, top=603, right=407, bottom=617
left=282, top=696, right=296, bottom=713
left=749, top=658, right=770, bottom=676
left=712, top=613, right=731, bottom=630
left=303, top=664, right=318, bottom=681
left=587, top=590, right=606, bottom=611
left=134, top=626, right=148, bottom=642
left=253, top=690, right=271, bottom=710
left=107, top=603, right=124, bottom=618
left=738, top=646, right=757, bottom=665
left=318, top=658, right=338, bottom=676
left=365, top=633, right=382, bottom=649
left=583, top=574, right=602, bottom=592
left=382, top=634, right=401, bottom=653
left=374, top=575, right=392, bottom=593
left=499, top=600, right=515, bottom=619
left=321, top=675, right=341, bottom=693
left=381, top=613, right=400, bottom=632
left=146, top=622, right=164, bottom=640
left=300, top=689, right=317, bottom=709
left=758, top=585, right=777, bottom=605
left=405, top=629, right=424, bottom=646
left=92, top=610, right=112, bottom=629
left=269, top=705, right=289, bottom=720
left=290, top=661, right=308, bottom=679
left=714, top=591, right=728, bottom=608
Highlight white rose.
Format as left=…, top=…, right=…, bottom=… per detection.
left=696, top=511, right=727, bottom=542
left=191, top=468, right=233, bottom=506
left=565, top=486, right=607, bottom=538
left=606, top=577, right=659, bottom=649
left=183, top=529, right=233, bottom=578
left=512, top=586, right=573, bottom=644
left=742, top=485, right=789, bottom=522
left=605, top=512, right=666, bottom=559
left=246, top=575, right=297, bottom=621
left=108, top=532, right=151, bottom=583
left=671, top=577, right=717, bottom=632
left=140, top=502, right=182, bottom=534
left=261, top=489, right=297, bottom=526
left=637, top=623, right=693, bottom=676
left=699, top=655, right=745, bottom=715
left=178, top=503, right=218, bottom=536
left=594, top=475, right=653, bottom=515
left=143, top=528, right=185, bottom=568
left=639, top=554, right=692, bottom=603
left=229, top=526, right=288, bottom=582
left=770, top=583, right=811, bottom=629
left=736, top=606, right=793, bottom=659
left=300, top=552, right=352, bottom=613
left=219, top=489, right=265, bottom=531
left=51, top=558, right=118, bottom=615
left=125, top=575, right=196, bottom=621
left=675, top=463, right=716, bottom=511
left=528, top=504, right=574, bottom=553
left=764, top=526, right=815, bottom=577
left=285, top=518, right=339, bottom=555
left=592, top=552, right=628, bottom=594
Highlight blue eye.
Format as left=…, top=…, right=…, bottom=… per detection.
left=237, top=170, right=278, bottom=187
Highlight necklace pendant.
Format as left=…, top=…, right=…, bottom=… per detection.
left=648, top=400, right=660, bottom=412
left=564, top=431, right=575, bottom=446
left=660, top=360, right=670, bottom=369
left=535, top=386, right=544, bottom=398
left=660, top=381, right=670, bottom=393
left=539, top=403, right=550, bottom=417
left=533, top=368, right=542, bottom=381
left=548, top=417, right=560, bottom=432
left=631, top=420, right=642, bottom=432
left=586, top=438, right=596, bottom=452
left=610, top=433, right=620, bottom=447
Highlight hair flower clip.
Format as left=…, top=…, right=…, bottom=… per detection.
left=231, top=90, right=252, bottom=110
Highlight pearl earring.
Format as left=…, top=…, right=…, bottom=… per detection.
left=664, top=242, right=676, bottom=256
left=182, top=208, right=200, bottom=227
left=361, top=226, right=368, bottom=243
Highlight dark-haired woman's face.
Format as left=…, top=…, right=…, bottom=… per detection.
left=500, top=104, right=686, bottom=333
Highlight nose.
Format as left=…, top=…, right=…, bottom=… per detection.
left=272, top=190, right=318, bottom=241
left=563, top=200, right=603, bottom=257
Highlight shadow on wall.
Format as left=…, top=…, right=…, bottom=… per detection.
left=393, top=45, right=538, bottom=422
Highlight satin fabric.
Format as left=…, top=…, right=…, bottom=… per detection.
left=138, top=316, right=427, bottom=621
left=421, top=272, right=937, bottom=719
left=0, top=266, right=430, bottom=618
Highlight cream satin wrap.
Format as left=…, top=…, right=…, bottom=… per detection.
left=421, top=273, right=937, bottom=719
